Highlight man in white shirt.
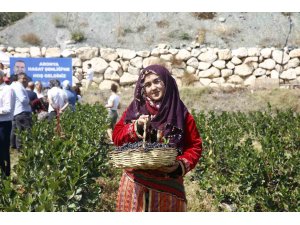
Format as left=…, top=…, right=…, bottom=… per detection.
left=105, top=83, right=120, bottom=142
left=85, top=63, right=94, bottom=90
left=0, top=70, right=15, bottom=176
left=47, top=79, right=69, bottom=121
left=10, top=72, right=32, bottom=150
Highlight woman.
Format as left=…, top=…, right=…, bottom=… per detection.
left=72, top=85, right=82, bottom=103
left=112, top=64, right=202, bottom=212
left=34, top=81, right=44, bottom=98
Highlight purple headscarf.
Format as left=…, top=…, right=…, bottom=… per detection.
left=125, top=64, right=188, bottom=148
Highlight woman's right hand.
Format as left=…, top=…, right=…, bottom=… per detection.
left=136, top=114, right=150, bottom=127
left=134, top=114, right=150, bottom=136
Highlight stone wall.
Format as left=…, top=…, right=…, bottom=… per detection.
left=1, top=44, right=300, bottom=90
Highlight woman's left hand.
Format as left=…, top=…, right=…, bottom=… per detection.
left=156, top=161, right=179, bottom=173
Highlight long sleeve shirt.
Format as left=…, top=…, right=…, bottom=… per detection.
left=11, top=81, right=31, bottom=116
left=0, top=83, right=15, bottom=121
left=112, top=109, right=203, bottom=175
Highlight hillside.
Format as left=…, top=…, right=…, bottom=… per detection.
left=0, top=12, right=299, bottom=51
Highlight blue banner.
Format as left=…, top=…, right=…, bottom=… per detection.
left=10, top=57, right=72, bottom=87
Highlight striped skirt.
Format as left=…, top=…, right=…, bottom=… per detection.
left=116, top=172, right=187, bottom=212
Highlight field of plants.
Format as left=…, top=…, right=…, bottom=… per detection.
left=0, top=103, right=299, bottom=211
left=0, top=104, right=118, bottom=211
left=193, top=106, right=300, bottom=211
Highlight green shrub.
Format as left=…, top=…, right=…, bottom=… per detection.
left=156, top=20, right=169, bottom=28
left=71, top=31, right=85, bottom=42
left=52, top=14, right=66, bottom=28
left=1, top=103, right=299, bottom=212
left=136, top=25, right=146, bottom=33
left=191, top=12, right=216, bottom=20
left=0, top=104, right=115, bottom=211
left=0, top=12, right=27, bottom=27
left=179, top=32, right=191, bottom=40
left=192, top=108, right=300, bottom=211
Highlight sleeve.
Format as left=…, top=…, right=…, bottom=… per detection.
left=107, top=95, right=114, bottom=106
left=176, top=112, right=203, bottom=175
left=112, top=109, right=140, bottom=146
left=0, top=87, right=14, bottom=115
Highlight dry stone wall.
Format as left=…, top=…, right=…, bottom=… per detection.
left=1, top=44, right=300, bottom=90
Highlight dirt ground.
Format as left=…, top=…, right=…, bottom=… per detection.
left=82, top=86, right=300, bottom=114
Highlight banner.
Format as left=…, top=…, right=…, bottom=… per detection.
left=10, top=57, right=72, bottom=87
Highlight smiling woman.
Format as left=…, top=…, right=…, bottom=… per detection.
left=142, top=74, right=165, bottom=102
left=112, top=64, right=203, bottom=212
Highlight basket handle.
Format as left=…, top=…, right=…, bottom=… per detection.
left=142, top=118, right=147, bottom=148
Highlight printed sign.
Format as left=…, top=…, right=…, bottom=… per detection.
left=10, top=57, right=72, bottom=87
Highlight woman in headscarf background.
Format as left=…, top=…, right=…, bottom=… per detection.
left=112, top=64, right=202, bottom=212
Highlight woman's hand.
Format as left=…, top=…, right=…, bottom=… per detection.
left=134, top=114, right=150, bottom=137
left=136, top=114, right=150, bottom=127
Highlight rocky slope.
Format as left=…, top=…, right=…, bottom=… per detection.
left=0, top=12, right=299, bottom=51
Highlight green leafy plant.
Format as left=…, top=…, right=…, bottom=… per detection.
left=191, top=12, right=216, bottom=20
left=0, top=104, right=118, bottom=212
left=52, top=13, right=67, bottom=28
left=179, top=32, right=192, bottom=40
left=0, top=12, right=27, bottom=27
left=1, top=103, right=299, bottom=212
left=71, top=31, right=85, bottom=42
left=192, top=107, right=300, bottom=211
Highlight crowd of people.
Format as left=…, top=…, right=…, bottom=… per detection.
left=0, top=67, right=82, bottom=177
left=0, top=60, right=122, bottom=178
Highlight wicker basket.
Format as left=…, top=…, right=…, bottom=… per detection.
left=109, top=123, right=177, bottom=169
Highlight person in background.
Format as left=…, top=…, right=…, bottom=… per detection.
left=62, top=80, right=77, bottom=112
left=0, top=70, right=15, bottom=176
left=47, top=79, right=69, bottom=121
left=31, top=89, right=49, bottom=120
left=0, top=62, right=4, bottom=71
left=85, top=63, right=94, bottom=90
left=3, top=64, right=9, bottom=77
left=105, top=83, right=120, bottom=142
left=26, top=81, right=38, bottom=111
left=34, top=81, right=44, bottom=98
left=72, top=85, right=82, bottom=103
left=10, top=72, right=32, bottom=151
left=3, top=75, right=10, bottom=85
left=0, top=63, right=9, bottom=84
left=112, top=64, right=202, bottom=212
